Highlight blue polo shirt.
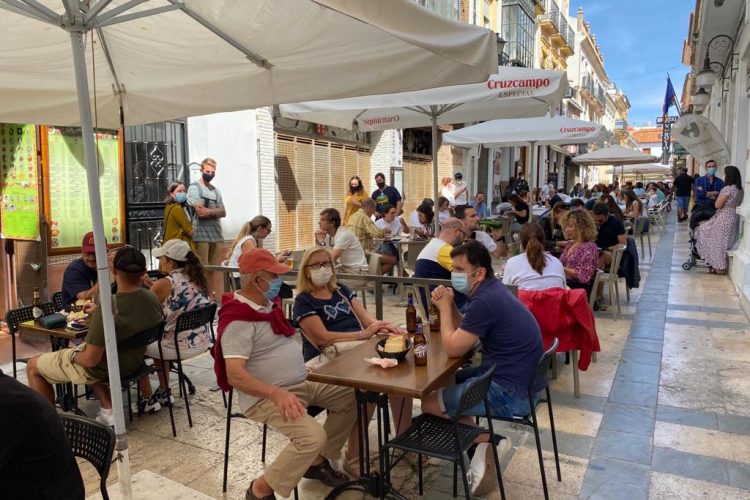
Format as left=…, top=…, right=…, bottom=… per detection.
left=61, top=258, right=98, bottom=308
left=460, top=278, right=543, bottom=394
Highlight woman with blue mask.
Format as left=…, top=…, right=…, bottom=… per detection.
left=162, top=182, right=196, bottom=253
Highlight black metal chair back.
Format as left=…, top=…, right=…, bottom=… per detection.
left=529, top=338, right=558, bottom=396
left=52, top=291, right=64, bottom=311
left=5, top=302, right=57, bottom=378
left=174, top=302, right=217, bottom=340
left=454, top=363, right=497, bottom=420
left=60, top=414, right=116, bottom=500
left=117, top=321, right=166, bottom=350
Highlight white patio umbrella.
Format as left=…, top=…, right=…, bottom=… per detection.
left=571, top=145, right=658, bottom=185
left=443, top=116, right=608, bottom=188
left=281, top=67, right=568, bottom=231
left=603, top=163, right=671, bottom=176
left=0, top=2, right=498, bottom=497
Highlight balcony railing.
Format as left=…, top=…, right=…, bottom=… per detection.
left=581, top=75, right=605, bottom=109
left=538, top=5, right=574, bottom=53
left=615, top=119, right=628, bottom=130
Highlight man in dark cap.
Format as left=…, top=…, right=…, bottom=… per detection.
left=27, top=246, right=163, bottom=426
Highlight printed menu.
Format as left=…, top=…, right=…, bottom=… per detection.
left=0, top=124, right=41, bottom=240
left=46, top=127, right=123, bottom=251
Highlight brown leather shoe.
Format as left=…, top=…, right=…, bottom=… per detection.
left=245, top=480, right=276, bottom=500
left=303, top=459, right=350, bottom=487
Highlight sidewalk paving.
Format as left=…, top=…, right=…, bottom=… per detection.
left=3, top=213, right=750, bottom=499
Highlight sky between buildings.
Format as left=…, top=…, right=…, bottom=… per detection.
left=570, top=0, right=693, bottom=127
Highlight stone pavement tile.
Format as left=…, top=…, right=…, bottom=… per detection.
left=549, top=356, right=618, bottom=399
left=485, top=480, right=578, bottom=500
left=86, top=469, right=214, bottom=500
left=608, top=379, right=658, bottom=408
left=532, top=428, right=594, bottom=459
left=590, top=430, right=653, bottom=465
left=648, top=471, right=750, bottom=500
left=550, top=391, right=608, bottom=414
left=726, top=461, right=750, bottom=490
left=599, top=403, right=655, bottom=436
left=579, top=456, right=650, bottom=499
left=619, top=348, right=662, bottom=367
left=503, top=447, right=587, bottom=497
left=615, top=359, right=661, bottom=385
left=718, top=413, right=750, bottom=435
left=534, top=404, right=602, bottom=438
left=624, top=337, right=663, bottom=353
left=666, top=316, right=750, bottom=330
left=651, top=447, right=730, bottom=485
left=666, top=308, right=749, bottom=324
left=656, top=405, right=718, bottom=431
left=629, top=326, right=664, bottom=340
left=654, top=421, right=750, bottom=464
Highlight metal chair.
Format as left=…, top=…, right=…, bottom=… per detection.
left=484, top=339, right=560, bottom=500
left=347, top=252, right=382, bottom=309
left=60, top=414, right=116, bottom=500
left=589, top=245, right=626, bottom=318
left=223, top=388, right=299, bottom=499
left=168, top=303, right=218, bottom=428
left=52, top=291, right=65, bottom=311
left=5, top=302, right=56, bottom=378
left=379, top=364, right=505, bottom=500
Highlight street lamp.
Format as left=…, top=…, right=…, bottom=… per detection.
left=692, top=87, right=710, bottom=109
left=695, top=52, right=717, bottom=88
left=496, top=33, right=506, bottom=66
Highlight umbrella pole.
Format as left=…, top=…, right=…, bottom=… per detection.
left=70, top=30, right=132, bottom=499
left=431, top=112, right=440, bottom=234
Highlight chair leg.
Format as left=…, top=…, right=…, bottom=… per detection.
left=101, top=478, right=109, bottom=500
left=485, top=416, right=506, bottom=500
left=294, top=486, right=299, bottom=500
left=572, top=350, right=580, bottom=398
left=127, top=384, right=133, bottom=423
left=614, top=280, right=621, bottom=317
left=452, top=461, right=458, bottom=497
left=223, top=390, right=233, bottom=493
left=609, top=282, right=617, bottom=319
left=530, top=403, right=550, bottom=500
left=176, top=360, right=193, bottom=427
left=379, top=445, right=389, bottom=500
left=11, top=335, right=17, bottom=379
left=546, top=388, right=562, bottom=482
left=418, top=453, right=424, bottom=497
left=261, top=423, right=268, bottom=463
left=458, top=452, right=472, bottom=500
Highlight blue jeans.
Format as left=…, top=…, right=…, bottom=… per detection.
left=676, top=196, right=689, bottom=209
left=439, top=366, right=535, bottom=418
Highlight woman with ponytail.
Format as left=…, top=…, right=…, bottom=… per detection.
left=137, top=239, right=212, bottom=413
left=502, top=223, right=566, bottom=291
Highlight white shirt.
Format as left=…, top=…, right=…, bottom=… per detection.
left=375, top=217, right=402, bottom=237
left=438, top=210, right=451, bottom=224
left=229, top=235, right=256, bottom=278
left=502, top=253, right=566, bottom=291
left=409, top=210, right=421, bottom=227
left=325, top=227, right=368, bottom=271
left=440, top=186, right=455, bottom=206
left=472, top=229, right=497, bottom=253
left=541, top=184, right=551, bottom=197
left=453, top=180, right=469, bottom=205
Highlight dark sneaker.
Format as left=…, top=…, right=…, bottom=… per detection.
left=245, top=480, right=276, bottom=500
left=137, top=394, right=161, bottom=414
left=303, top=459, right=350, bottom=487
left=154, top=387, right=174, bottom=406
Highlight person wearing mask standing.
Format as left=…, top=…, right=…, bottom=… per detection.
left=343, top=176, right=367, bottom=226
left=162, top=182, right=195, bottom=251
left=694, top=160, right=725, bottom=208
left=371, top=172, right=402, bottom=217
left=452, top=172, right=470, bottom=211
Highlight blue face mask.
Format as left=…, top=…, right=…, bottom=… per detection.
left=174, top=192, right=187, bottom=204
left=451, top=269, right=479, bottom=295
left=260, top=276, right=282, bottom=300
left=707, top=167, right=717, bottom=176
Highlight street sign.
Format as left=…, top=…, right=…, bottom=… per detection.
left=657, top=116, right=678, bottom=125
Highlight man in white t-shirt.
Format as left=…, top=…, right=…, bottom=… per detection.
left=452, top=172, right=469, bottom=209
left=458, top=206, right=505, bottom=259
left=315, top=208, right=368, bottom=274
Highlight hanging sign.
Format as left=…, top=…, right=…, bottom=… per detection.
left=672, top=114, right=731, bottom=168
left=0, top=123, right=41, bottom=240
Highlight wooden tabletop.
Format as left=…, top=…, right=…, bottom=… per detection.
left=17, top=320, right=88, bottom=341
left=307, top=333, right=470, bottom=399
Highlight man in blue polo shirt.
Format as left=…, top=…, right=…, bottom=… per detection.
left=422, top=240, right=543, bottom=496
left=61, top=232, right=105, bottom=308
left=694, top=159, right=724, bottom=208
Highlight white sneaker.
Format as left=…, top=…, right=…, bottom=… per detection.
left=95, top=408, right=115, bottom=427
left=470, top=437, right=512, bottom=497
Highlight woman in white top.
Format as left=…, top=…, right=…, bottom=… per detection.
left=227, top=215, right=287, bottom=284
left=437, top=196, right=452, bottom=224
left=502, top=222, right=566, bottom=291
left=439, top=177, right=455, bottom=206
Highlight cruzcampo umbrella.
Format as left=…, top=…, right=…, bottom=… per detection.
left=281, top=66, right=569, bottom=232
left=0, top=2, right=498, bottom=497
left=571, top=145, right=658, bottom=185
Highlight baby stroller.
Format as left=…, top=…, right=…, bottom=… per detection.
left=682, top=205, right=716, bottom=270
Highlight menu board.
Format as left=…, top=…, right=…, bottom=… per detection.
left=0, top=124, right=41, bottom=240
left=45, top=127, right=123, bottom=252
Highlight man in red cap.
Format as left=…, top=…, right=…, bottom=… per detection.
left=60, top=231, right=106, bottom=308
left=217, top=248, right=355, bottom=500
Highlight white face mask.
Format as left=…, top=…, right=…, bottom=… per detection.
left=310, top=266, right=333, bottom=286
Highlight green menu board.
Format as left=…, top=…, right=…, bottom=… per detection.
left=0, top=124, right=41, bottom=241
left=46, top=127, right=123, bottom=251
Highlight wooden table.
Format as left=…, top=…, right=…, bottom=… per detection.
left=308, top=333, right=471, bottom=499
left=18, top=320, right=88, bottom=414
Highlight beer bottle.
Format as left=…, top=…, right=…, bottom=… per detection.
left=406, top=292, right=417, bottom=333
left=428, top=302, right=440, bottom=332
left=32, top=287, right=43, bottom=319
left=414, top=317, right=427, bottom=366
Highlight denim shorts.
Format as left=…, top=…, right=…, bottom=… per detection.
left=676, top=196, right=690, bottom=209
left=438, top=366, right=533, bottom=418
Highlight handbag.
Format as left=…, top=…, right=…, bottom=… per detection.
left=36, top=312, right=67, bottom=329
left=304, top=289, right=365, bottom=369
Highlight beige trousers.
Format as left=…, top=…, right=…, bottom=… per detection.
left=244, top=381, right=356, bottom=497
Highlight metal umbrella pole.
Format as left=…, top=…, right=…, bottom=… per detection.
left=70, top=29, right=132, bottom=499
left=431, top=111, right=440, bottom=234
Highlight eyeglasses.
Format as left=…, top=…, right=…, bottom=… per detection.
left=306, top=261, right=332, bottom=271
left=264, top=226, right=272, bottom=233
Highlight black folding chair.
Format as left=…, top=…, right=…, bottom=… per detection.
left=483, top=339, right=561, bottom=500
left=379, top=364, right=505, bottom=500
left=51, top=291, right=65, bottom=311
left=5, top=302, right=56, bottom=378
left=60, top=414, right=116, bottom=500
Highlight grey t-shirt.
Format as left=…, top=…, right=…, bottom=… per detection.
left=220, top=293, right=307, bottom=412
left=186, top=181, right=224, bottom=243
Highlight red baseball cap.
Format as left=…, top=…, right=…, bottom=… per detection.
left=238, top=248, right=289, bottom=275
left=81, top=232, right=107, bottom=254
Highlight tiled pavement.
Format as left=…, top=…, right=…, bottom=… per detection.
left=3, top=213, right=750, bottom=499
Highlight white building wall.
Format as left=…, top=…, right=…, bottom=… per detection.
left=256, top=107, right=278, bottom=250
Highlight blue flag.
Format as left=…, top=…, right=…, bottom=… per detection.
left=662, top=75, right=679, bottom=119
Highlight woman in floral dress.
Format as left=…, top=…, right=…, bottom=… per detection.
left=696, top=166, right=744, bottom=275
